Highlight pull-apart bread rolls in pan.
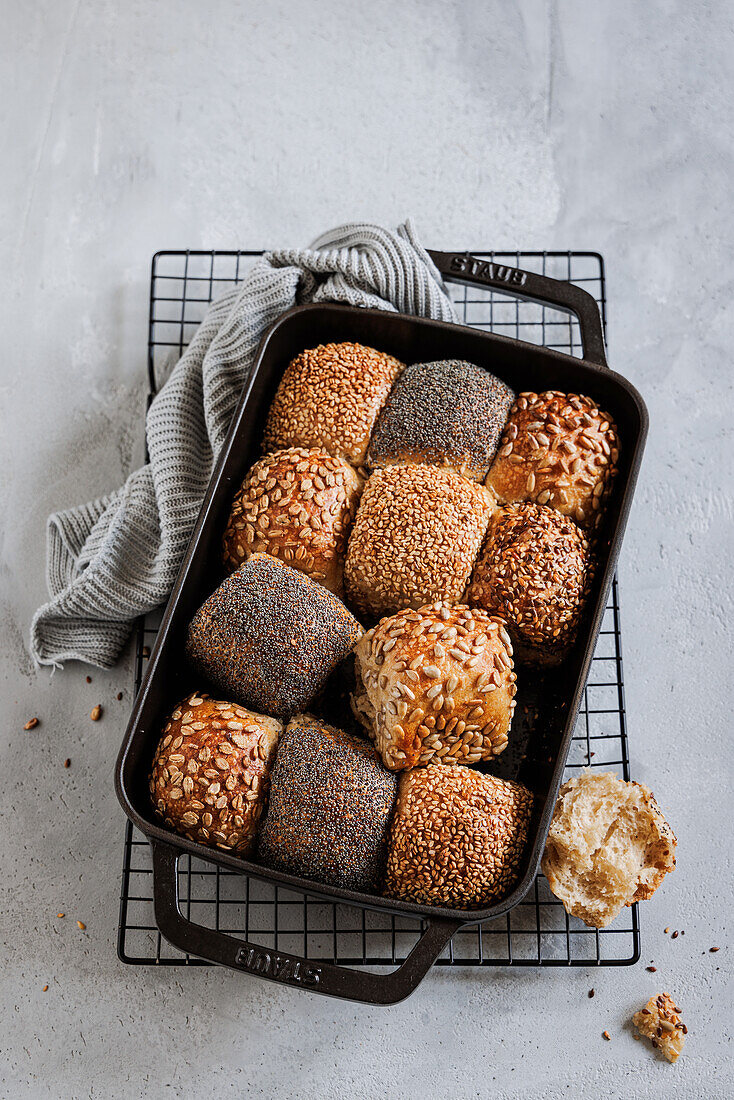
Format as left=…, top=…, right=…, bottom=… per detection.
left=367, top=359, right=514, bottom=481
left=186, top=555, right=362, bottom=719
left=352, top=602, right=516, bottom=770
left=344, top=464, right=495, bottom=620
left=150, top=693, right=281, bottom=856
left=222, top=447, right=363, bottom=597
left=263, top=342, right=404, bottom=467
left=486, top=391, right=620, bottom=531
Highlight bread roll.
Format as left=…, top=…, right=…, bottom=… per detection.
left=222, top=447, right=363, bottom=596
left=486, top=391, right=620, bottom=530
left=186, top=554, right=362, bottom=719
left=541, top=770, right=677, bottom=928
left=632, top=994, right=687, bottom=1063
left=467, top=502, right=592, bottom=665
left=149, top=693, right=281, bottom=855
left=257, top=715, right=397, bottom=893
left=351, top=602, right=516, bottom=770
left=367, top=359, right=514, bottom=480
left=384, top=764, right=533, bottom=908
left=344, top=464, right=494, bottom=620
left=263, top=342, right=404, bottom=466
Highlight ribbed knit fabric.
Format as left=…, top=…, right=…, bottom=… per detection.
left=30, top=220, right=457, bottom=668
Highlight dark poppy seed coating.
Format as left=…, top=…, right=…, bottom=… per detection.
left=368, top=359, right=515, bottom=481
left=258, top=715, right=398, bottom=893
left=186, top=555, right=363, bottom=719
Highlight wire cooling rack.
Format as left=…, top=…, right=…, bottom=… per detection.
left=118, top=250, right=640, bottom=969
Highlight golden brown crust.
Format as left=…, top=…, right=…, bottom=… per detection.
left=351, top=602, right=516, bottom=770
left=222, top=447, right=363, bottom=596
left=149, top=693, right=282, bottom=855
left=541, top=770, right=677, bottom=928
left=467, top=502, right=593, bottom=665
left=344, top=464, right=495, bottom=620
left=385, top=765, right=533, bottom=908
left=485, top=391, right=620, bottom=530
left=263, top=342, right=404, bottom=466
left=633, top=993, right=687, bottom=1062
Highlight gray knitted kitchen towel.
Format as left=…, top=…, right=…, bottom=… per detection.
left=30, top=220, right=457, bottom=668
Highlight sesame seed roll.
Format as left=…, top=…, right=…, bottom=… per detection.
left=186, top=554, right=363, bottom=719
left=367, top=359, right=514, bottom=481
left=467, top=503, right=593, bottom=666
left=344, top=464, right=495, bottom=620
left=149, top=693, right=282, bottom=855
left=257, top=715, right=398, bottom=893
left=222, top=447, right=363, bottom=597
left=263, top=342, right=404, bottom=467
left=485, top=391, right=620, bottom=530
left=351, top=602, right=517, bottom=770
left=385, top=765, right=534, bottom=909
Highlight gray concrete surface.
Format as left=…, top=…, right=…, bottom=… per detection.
left=1, top=1, right=732, bottom=1097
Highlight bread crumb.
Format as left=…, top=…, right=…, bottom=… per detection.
left=632, top=993, right=686, bottom=1063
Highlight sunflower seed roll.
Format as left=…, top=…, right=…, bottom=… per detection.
left=351, top=602, right=517, bottom=770
left=385, top=765, right=533, bottom=909
left=150, top=693, right=282, bottom=856
left=222, top=447, right=363, bottom=597
left=258, top=715, right=398, bottom=893
left=186, top=555, right=362, bottom=719
left=368, top=359, right=514, bottom=480
left=485, top=391, right=620, bottom=530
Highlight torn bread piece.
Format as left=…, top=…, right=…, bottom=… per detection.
left=541, top=770, right=676, bottom=927
left=633, top=993, right=687, bottom=1063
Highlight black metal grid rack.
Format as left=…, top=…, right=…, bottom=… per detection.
left=118, top=250, right=640, bottom=970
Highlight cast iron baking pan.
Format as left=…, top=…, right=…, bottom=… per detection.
left=115, top=251, right=648, bottom=1003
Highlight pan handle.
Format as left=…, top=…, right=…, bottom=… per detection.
left=428, top=249, right=608, bottom=369
left=152, top=841, right=460, bottom=1005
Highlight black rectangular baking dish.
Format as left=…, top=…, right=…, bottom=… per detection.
left=115, top=251, right=648, bottom=1004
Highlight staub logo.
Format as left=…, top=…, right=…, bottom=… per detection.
left=235, top=946, right=321, bottom=986
left=450, top=254, right=527, bottom=287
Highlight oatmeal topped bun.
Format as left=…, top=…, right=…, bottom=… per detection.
left=222, top=447, right=363, bottom=596
left=351, top=602, right=516, bottom=770
left=385, top=764, right=533, bottom=909
left=149, top=693, right=281, bottom=856
left=263, top=342, right=404, bottom=466
left=367, top=359, right=514, bottom=481
left=344, top=464, right=495, bottom=620
left=486, top=391, right=620, bottom=530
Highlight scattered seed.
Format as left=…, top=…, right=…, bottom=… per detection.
left=24, top=717, right=39, bottom=730
left=664, top=927, right=670, bottom=934
left=117, top=692, right=123, bottom=701
left=646, top=966, right=657, bottom=972
left=42, top=985, right=48, bottom=992
left=588, top=988, right=595, bottom=998
left=56, top=913, right=65, bottom=919
left=77, top=921, right=86, bottom=930
left=86, top=675, right=92, bottom=683
left=710, top=947, right=720, bottom=952
left=90, top=705, right=103, bottom=721
left=671, top=930, right=679, bottom=939
left=602, top=1031, right=610, bottom=1041
left=63, top=759, right=71, bottom=769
